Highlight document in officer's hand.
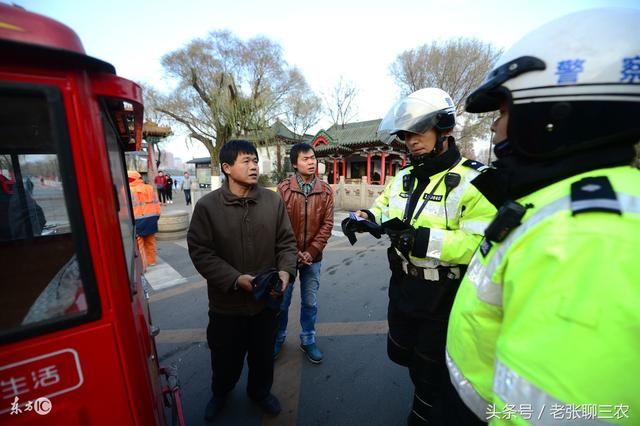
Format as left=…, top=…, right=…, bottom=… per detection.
left=349, top=212, right=366, bottom=221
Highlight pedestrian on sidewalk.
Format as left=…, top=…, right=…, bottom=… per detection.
left=128, top=170, right=160, bottom=269
left=181, top=171, right=193, bottom=206
left=154, top=171, right=167, bottom=205
left=275, top=143, right=334, bottom=363
left=165, top=175, right=173, bottom=204
left=187, top=139, right=297, bottom=422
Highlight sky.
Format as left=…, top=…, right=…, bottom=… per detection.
left=15, top=0, right=640, bottom=161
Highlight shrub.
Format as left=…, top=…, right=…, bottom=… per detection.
left=258, top=174, right=273, bottom=187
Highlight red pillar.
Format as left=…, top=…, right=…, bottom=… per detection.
left=333, top=158, right=338, bottom=184
left=380, top=152, right=386, bottom=183
left=342, top=159, right=346, bottom=178
left=366, top=151, right=371, bottom=183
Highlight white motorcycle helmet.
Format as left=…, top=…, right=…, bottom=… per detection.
left=466, top=8, right=640, bottom=159
left=377, top=87, right=456, bottom=145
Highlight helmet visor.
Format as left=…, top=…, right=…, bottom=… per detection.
left=466, top=55, right=546, bottom=113
left=377, top=97, right=455, bottom=145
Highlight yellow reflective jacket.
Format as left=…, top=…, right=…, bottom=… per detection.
left=447, top=165, right=640, bottom=425
left=369, top=158, right=496, bottom=268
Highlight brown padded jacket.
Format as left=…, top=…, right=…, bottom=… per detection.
left=277, top=175, right=334, bottom=262
left=187, top=182, right=297, bottom=315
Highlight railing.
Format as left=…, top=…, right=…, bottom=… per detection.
left=331, top=176, right=385, bottom=211
left=187, top=177, right=387, bottom=211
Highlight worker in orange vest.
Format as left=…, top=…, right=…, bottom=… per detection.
left=128, top=171, right=161, bottom=268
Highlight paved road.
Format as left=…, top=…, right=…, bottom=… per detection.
left=146, top=188, right=413, bottom=425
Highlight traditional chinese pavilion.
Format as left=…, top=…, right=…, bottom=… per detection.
left=125, top=121, right=172, bottom=178
left=311, top=119, right=407, bottom=184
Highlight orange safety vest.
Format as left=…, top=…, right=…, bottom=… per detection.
left=128, top=172, right=160, bottom=218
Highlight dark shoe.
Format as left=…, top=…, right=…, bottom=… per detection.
left=204, top=396, right=225, bottom=422
left=300, top=343, right=323, bottom=364
left=255, top=393, right=281, bottom=416
left=274, top=340, right=284, bottom=359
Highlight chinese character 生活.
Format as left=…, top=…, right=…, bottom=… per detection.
left=1, top=377, right=30, bottom=400
left=621, top=55, right=640, bottom=83
left=556, top=59, right=586, bottom=84
left=31, top=365, right=61, bottom=389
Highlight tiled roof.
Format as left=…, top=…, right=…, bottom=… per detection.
left=314, top=144, right=354, bottom=156
left=143, top=121, right=172, bottom=137
left=323, top=119, right=382, bottom=146
left=186, top=157, right=211, bottom=164
left=311, top=119, right=409, bottom=158
left=241, top=121, right=311, bottom=144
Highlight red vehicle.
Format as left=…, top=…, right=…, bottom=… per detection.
left=0, top=5, right=184, bottom=425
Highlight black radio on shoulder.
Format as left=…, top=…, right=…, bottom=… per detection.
left=484, top=200, right=528, bottom=243
left=402, top=174, right=414, bottom=192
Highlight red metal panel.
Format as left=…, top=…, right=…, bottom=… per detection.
left=0, top=4, right=85, bottom=54
left=1, top=325, right=132, bottom=425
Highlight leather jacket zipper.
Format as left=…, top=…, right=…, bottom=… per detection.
left=303, top=195, right=308, bottom=251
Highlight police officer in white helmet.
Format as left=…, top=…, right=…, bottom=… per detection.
left=447, top=9, right=640, bottom=424
left=349, top=88, right=496, bottom=425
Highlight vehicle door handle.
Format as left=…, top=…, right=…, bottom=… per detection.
left=150, top=325, right=160, bottom=337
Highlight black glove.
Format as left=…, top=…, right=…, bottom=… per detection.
left=381, top=218, right=416, bottom=257
left=341, top=216, right=384, bottom=246
left=252, top=268, right=283, bottom=310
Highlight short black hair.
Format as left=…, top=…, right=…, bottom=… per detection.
left=219, top=139, right=259, bottom=176
left=289, top=143, right=315, bottom=170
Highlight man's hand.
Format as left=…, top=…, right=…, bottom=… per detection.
left=354, top=210, right=369, bottom=220
left=297, top=251, right=313, bottom=265
left=277, top=270, right=290, bottom=294
left=236, top=274, right=254, bottom=292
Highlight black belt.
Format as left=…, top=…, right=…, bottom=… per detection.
left=388, top=246, right=461, bottom=282
left=401, top=261, right=461, bottom=282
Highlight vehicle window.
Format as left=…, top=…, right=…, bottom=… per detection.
left=0, top=85, right=98, bottom=342
left=101, top=104, right=136, bottom=288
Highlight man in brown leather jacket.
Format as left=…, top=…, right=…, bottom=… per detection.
left=275, top=143, right=334, bottom=363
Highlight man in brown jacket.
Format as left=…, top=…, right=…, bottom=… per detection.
left=275, top=143, right=334, bottom=363
left=187, top=140, right=297, bottom=422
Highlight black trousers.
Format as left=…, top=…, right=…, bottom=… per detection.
left=156, top=187, right=166, bottom=203
left=183, top=189, right=191, bottom=205
left=207, top=308, right=278, bottom=401
left=387, top=266, right=485, bottom=426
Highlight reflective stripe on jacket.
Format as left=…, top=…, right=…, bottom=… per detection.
left=446, top=165, right=640, bottom=424
left=369, top=158, right=496, bottom=268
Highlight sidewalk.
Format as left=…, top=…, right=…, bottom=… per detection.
left=145, top=186, right=351, bottom=293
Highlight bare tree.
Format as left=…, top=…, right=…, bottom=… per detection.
left=147, top=30, right=318, bottom=185
left=390, top=38, right=501, bottom=159
left=281, top=83, right=322, bottom=139
left=324, top=76, right=358, bottom=129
